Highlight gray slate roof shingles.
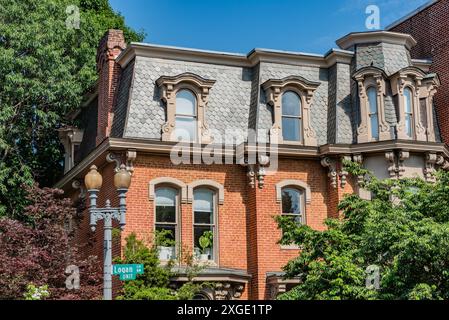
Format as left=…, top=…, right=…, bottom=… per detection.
left=110, top=41, right=441, bottom=146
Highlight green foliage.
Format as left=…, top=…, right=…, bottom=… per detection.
left=0, top=0, right=144, bottom=218
left=276, top=164, right=449, bottom=300
left=115, top=233, right=204, bottom=300
left=199, top=231, right=213, bottom=253
left=24, top=284, right=50, bottom=300
left=154, top=229, right=176, bottom=247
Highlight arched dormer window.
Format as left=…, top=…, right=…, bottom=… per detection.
left=262, top=76, right=320, bottom=146
left=281, top=91, right=303, bottom=142
left=367, top=87, right=379, bottom=141
left=403, top=87, right=414, bottom=138
left=156, top=73, right=216, bottom=143
left=175, top=89, right=197, bottom=142
left=353, top=66, right=390, bottom=143
left=390, top=66, right=440, bottom=142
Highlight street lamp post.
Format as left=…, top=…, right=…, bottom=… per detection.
left=84, top=164, right=132, bottom=300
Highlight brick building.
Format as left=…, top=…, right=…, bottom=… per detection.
left=56, top=24, right=449, bottom=299
left=388, top=0, right=449, bottom=144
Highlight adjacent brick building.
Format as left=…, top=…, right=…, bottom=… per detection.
left=57, top=22, right=449, bottom=299
left=389, top=0, right=449, bottom=144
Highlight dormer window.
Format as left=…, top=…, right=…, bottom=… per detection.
left=403, top=87, right=414, bottom=138
left=353, top=66, right=391, bottom=143
left=281, top=91, right=303, bottom=142
left=390, top=67, right=440, bottom=142
left=156, top=73, right=216, bottom=143
left=262, top=76, right=320, bottom=146
left=367, top=87, right=379, bottom=141
left=175, top=89, right=197, bottom=142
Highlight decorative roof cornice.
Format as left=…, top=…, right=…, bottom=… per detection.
left=336, top=31, right=417, bottom=51
left=116, top=43, right=354, bottom=69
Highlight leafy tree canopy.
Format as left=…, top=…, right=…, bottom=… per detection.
left=116, top=233, right=205, bottom=300
left=0, top=0, right=144, bottom=218
left=0, top=184, right=102, bottom=299
left=277, top=164, right=449, bottom=300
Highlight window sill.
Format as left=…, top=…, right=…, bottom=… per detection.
left=280, top=244, right=302, bottom=250
left=194, top=260, right=218, bottom=267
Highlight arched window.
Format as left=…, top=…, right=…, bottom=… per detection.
left=193, top=188, right=216, bottom=262
left=175, top=89, right=197, bottom=142
left=281, top=187, right=305, bottom=225
left=404, top=87, right=414, bottom=138
left=155, top=187, right=178, bottom=260
left=367, top=87, right=379, bottom=141
left=281, top=91, right=302, bottom=142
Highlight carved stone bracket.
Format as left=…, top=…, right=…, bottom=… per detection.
left=352, top=154, right=364, bottom=186
left=126, top=150, right=137, bottom=176
left=321, top=157, right=337, bottom=188
left=106, top=152, right=122, bottom=172
left=242, top=155, right=270, bottom=189
left=436, top=155, right=449, bottom=170
left=246, top=164, right=256, bottom=189
left=72, top=180, right=86, bottom=200
left=385, top=151, right=397, bottom=179
left=424, top=153, right=437, bottom=182
left=398, top=151, right=410, bottom=178
left=339, top=155, right=352, bottom=188
left=214, top=282, right=245, bottom=300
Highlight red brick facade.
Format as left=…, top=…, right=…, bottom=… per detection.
left=95, top=30, right=126, bottom=146
left=390, top=0, right=449, bottom=144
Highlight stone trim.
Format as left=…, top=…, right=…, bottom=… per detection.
left=390, top=67, right=440, bottom=142
left=353, top=66, right=391, bottom=143
left=148, top=177, right=187, bottom=203
left=156, top=73, right=216, bottom=144
left=262, top=76, right=320, bottom=146
left=266, top=273, right=301, bottom=300
left=58, top=127, right=84, bottom=173
left=275, top=180, right=312, bottom=204
left=187, top=179, right=225, bottom=205
left=53, top=137, right=449, bottom=191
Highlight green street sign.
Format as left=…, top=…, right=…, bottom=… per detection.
left=112, top=264, right=144, bottom=281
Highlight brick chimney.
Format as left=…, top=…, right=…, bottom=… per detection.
left=95, top=29, right=126, bottom=145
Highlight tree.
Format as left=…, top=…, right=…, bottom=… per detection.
left=276, top=163, right=449, bottom=300
left=0, top=184, right=102, bottom=299
left=116, top=233, right=205, bottom=300
left=0, top=0, right=144, bottom=219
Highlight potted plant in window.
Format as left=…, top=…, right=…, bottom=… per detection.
left=155, top=229, right=176, bottom=260
left=198, top=231, right=213, bottom=262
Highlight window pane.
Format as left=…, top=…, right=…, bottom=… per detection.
left=155, top=225, right=176, bottom=242
left=194, top=189, right=213, bottom=212
left=174, top=117, right=197, bottom=141
left=194, top=211, right=212, bottom=224
left=282, top=91, right=301, bottom=116
left=156, top=206, right=176, bottom=223
left=404, top=88, right=413, bottom=113
left=155, top=187, right=176, bottom=206
left=367, top=87, right=378, bottom=114
left=405, top=114, right=413, bottom=137
left=282, top=117, right=301, bottom=141
left=194, top=226, right=214, bottom=260
left=370, top=114, right=379, bottom=140
left=176, top=90, right=196, bottom=115
left=281, top=188, right=302, bottom=214
left=285, top=214, right=302, bottom=225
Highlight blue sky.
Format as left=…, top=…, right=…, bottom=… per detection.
left=109, top=0, right=429, bottom=55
